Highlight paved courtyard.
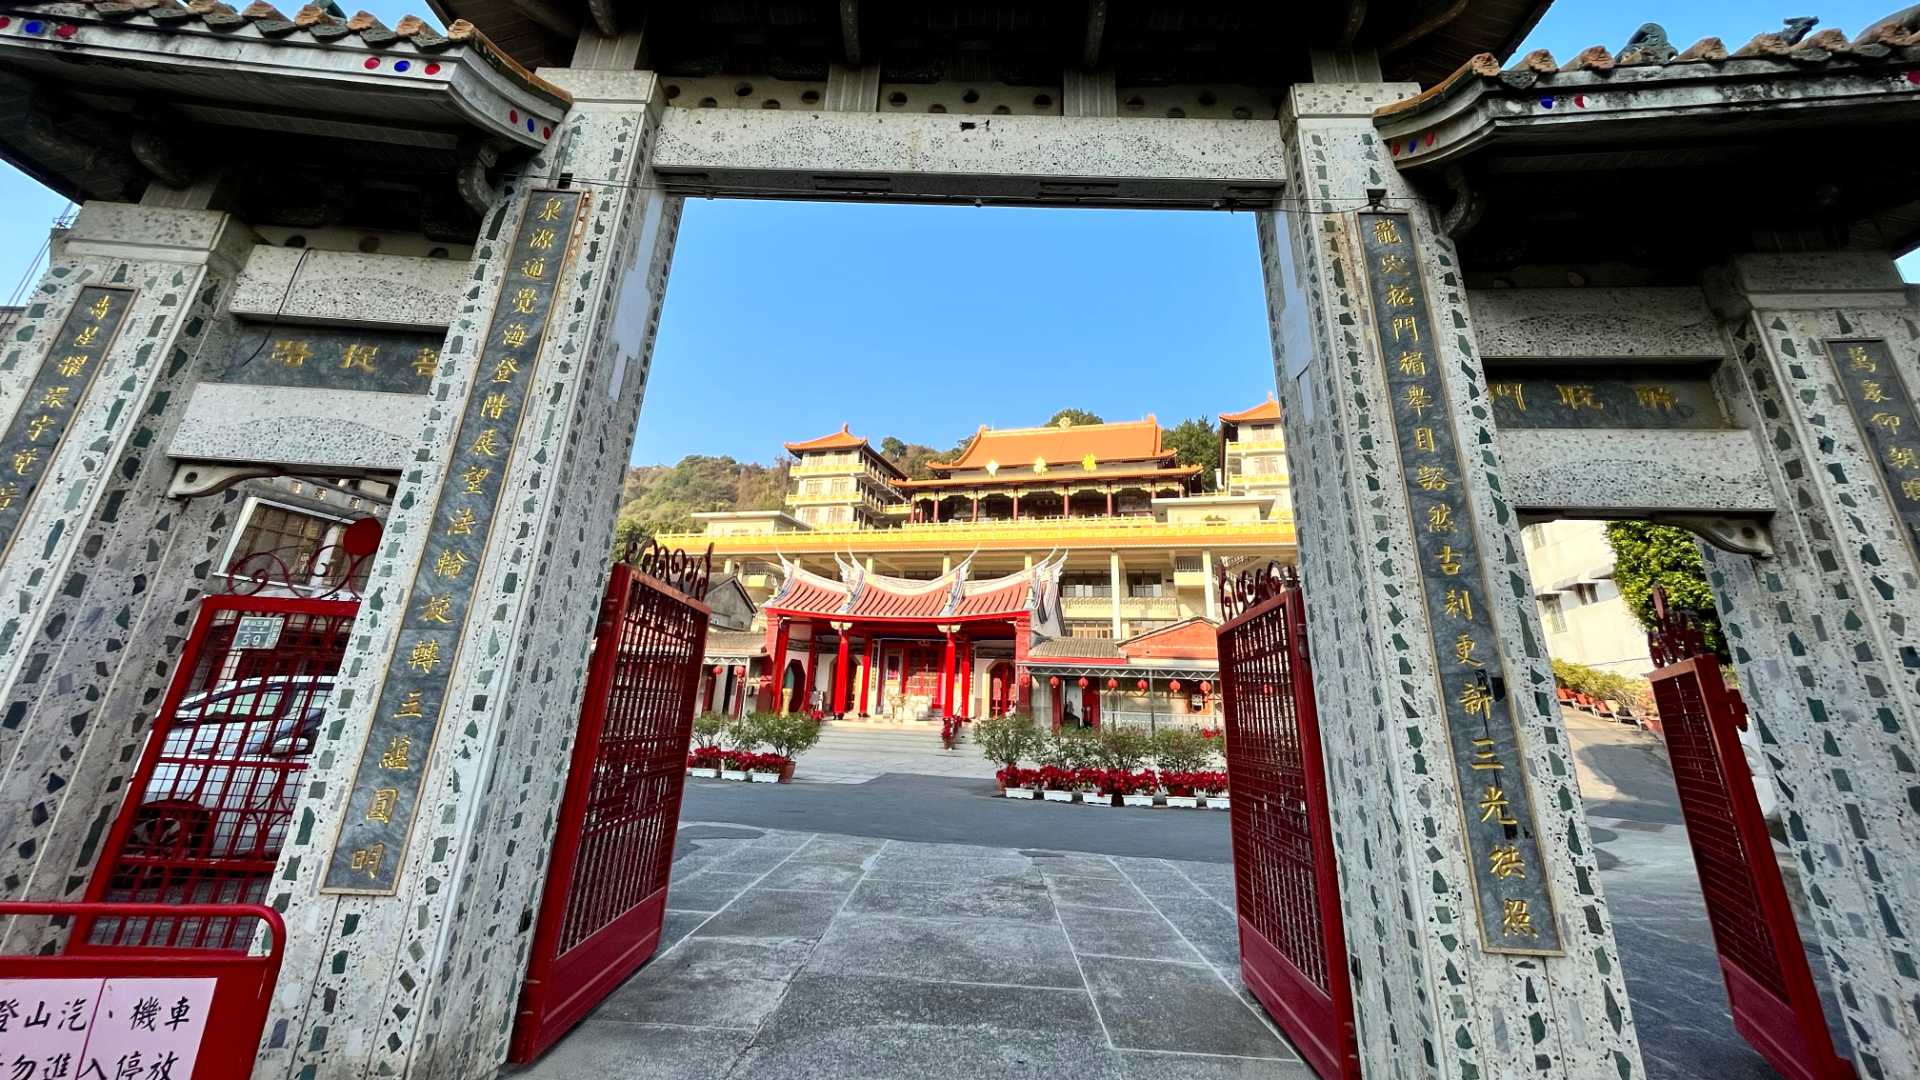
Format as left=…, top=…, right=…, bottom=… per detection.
left=520, top=826, right=1304, bottom=1079
left=515, top=714, right=1849, bottom=1080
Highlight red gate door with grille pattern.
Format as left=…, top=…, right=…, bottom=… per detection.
left=1645, top=598, right=1851, bottom=1080
left=509, top=544, right=712, bottom=1063
left=77, top=594, right=358, bottom=952
left=1215, top=565, right=1358, bottom=1080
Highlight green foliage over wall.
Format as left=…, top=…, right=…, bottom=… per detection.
left=1604, top=521, right=1724, bottom=655
left=1160, top=415, right=1220, bottom=492
left=1046, top=408, right=1105, bottom=427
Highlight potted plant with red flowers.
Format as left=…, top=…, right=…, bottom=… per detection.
left=1081, top=767, right=1115, bottom=806
left=1161, top=771, right=1201, bottom=809
left=689, top=712, right=729, bottom=778
left=1120, top=769, right=1159, bottom=808
left=752, top=711, right=820, bottom=782
left=1200, top=770, right=1230, bottom=810
left=975, top=713, right=1044, bottom=794
left=719, top=749, right=752, bottom=782
left=1037, top=765, right=1077, bottom=802
left=748, top=752, right=789, bottom=783
left=687, top=745, right=727, bottom=780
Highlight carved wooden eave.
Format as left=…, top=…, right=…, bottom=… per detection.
left=0, top=1, right=572, bottom=208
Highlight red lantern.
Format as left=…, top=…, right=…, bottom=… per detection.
left=1169, top=679, right=1182, bottom=693
left=1077, top=677, right=1088, bottom=689
left=1049, top=676, right=1060, bottom=688
left=1200, top=680, right=1212, bottom=693
left=712, top=664, right=724, bottom=675
left=1136, top=678, right=1148, bottom=691
left=734, top=665, right=746, bottom=676
left=1106, top=677, right=1118, bottom=689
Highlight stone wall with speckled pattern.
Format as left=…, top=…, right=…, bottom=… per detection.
left=1264, top=82, right=1644, bottom=1080
left=251, top=80, right=678, bottom=1078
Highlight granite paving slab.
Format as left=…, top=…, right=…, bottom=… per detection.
left=589, top=937, right=814, bottom=1029
left=1045, top=870, right=1155, bottom=912
left=845, top=875, right=1057, bottom=922
left=1056, top=903, right=1206, bottom=964
left=1078, top=953, right=1295, bottom=1059
left=693, top=887, right=845, bottom=943
left=516, top=1021, right=750, bottom=1079
left=806, top=912, right=1084, bottom=988
left=663, top=870, right=763, bottom=913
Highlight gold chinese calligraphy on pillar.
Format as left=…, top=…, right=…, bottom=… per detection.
left=1826, top=339, right=1920, bottom=567
left=1358, top=213, right=1561, bottom=955
left=0, top=285, right=136, bottom=563
left=323, top=190, right=588, bottom=894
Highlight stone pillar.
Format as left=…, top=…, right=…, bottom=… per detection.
left=1261, top=82, right=1641, bottom=1079
left=859, top=637, right=874, bottom=715
left=255, top=69, right=683, bottom=1078
left=1200, top=549, right=1218, bottom=621
left=1696, top=253, right=1920, bottom=1076
left=0, top=202, right=255, bottom=925
left=832, top=624, right=851, bottom=715
left=768, top=617, right=790, bottom=714
left=1108, top=551, right=1123, bottom=637
left=938, top=630, right=956, bottom=717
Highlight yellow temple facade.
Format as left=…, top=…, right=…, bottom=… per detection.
left=658, top=410, right=1296, bottom=643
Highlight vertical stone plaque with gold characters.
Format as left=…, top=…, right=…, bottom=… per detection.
left=0, top=285, right=135, bottom=563
left=324, top=190, right=587, bottom=894
left=1358, top=213, right=1562, bottom=955
left=1826, top=338, right=1920, bottom=568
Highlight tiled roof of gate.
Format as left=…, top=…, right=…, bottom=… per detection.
left=1378, top=10, right=1920, bottom=125
left=5, top=0, right=570, bottom=105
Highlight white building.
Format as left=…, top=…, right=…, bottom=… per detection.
left=1521, top=520, right=1653, bottom=677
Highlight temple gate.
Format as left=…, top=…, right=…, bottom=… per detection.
left=0, top=3, right=1916, bottom=1079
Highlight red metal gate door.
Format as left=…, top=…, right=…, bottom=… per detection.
left=1645, top=600, right=1851, bottom=1080
left=1215, top=565, right=1358, bottom=1080
left=78, top=594, right=358, bottom=951
left=509, top=543, right=712, bottom=1063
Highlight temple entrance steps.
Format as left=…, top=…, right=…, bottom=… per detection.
left=793, top=720, right=998, bottom=784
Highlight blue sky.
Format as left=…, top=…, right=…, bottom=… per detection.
left=0, top=1, right=1908, bottom=464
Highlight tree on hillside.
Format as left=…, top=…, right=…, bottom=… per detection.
left=611, top=455, right=789, bottom=554
left=1047, top=408, right=1103, bottom=427
left=1604, top=521, right=1724, bottom=656
left=1161, top=416, right=1219, bottom=492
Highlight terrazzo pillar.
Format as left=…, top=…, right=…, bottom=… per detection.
left=255, top=70, right=682, bottom=1079
left=0, top=203, right=255, bottom=924
left=1260, top=81, right=1644, bottom=1079
left=1696, top=254, right=1920, bottom=1078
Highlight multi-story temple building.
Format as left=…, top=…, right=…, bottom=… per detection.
left=664, top=412, right=1294, bottom=723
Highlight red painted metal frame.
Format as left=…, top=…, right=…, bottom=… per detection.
left=1646, top=606, right=1852, bottom=1080
left=508, top=558, right=710, bottom=1063
left=77, top=593, right=357, bottom=952
left=0, top=901, right=285, bottom=1080
left=1215, top=567, right=1358, bottom=1080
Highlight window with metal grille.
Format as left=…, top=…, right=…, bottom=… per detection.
left=1541, top=594, right=1566, bottom=632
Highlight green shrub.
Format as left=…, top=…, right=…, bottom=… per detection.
left=1040, top=729, right=1100, bottom=770
left=1094, top=726, right=1152, bottom=771
left=1550, top=659, right=1652, bottom=713
left=751, top=711, right=822, bottom=760
left=692, top=711, right=730, bottom=750
left=725, top=713, right=768, bottom=753
left=1150, top=727, right=1214, bottom=773
left=973, top=712, right=1045, bottom=766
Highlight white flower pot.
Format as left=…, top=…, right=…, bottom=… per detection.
left=1207, top=795, right=1231, bottom=810
left=688, top=768, right=720, bottom=779
left=1122, top=794, right=1156, bottom=808
left=1003, top=787, right=1037, bottom=799
left=1082, top=792, right=1114, bottom=806
left=720, top=769, right=750, bottom=782
left=1165, top=795, right=1200, bottom=809
left=1042, top=789, right=1075, bottom=803
left=749, top=771, right=780, bottom=783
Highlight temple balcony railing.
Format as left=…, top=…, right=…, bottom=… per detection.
left=1060, top=596, right=1186, bottom=620
left=654, top=514, right=1297, bottom=555
left=1228, top=439, right=1287, bottom=453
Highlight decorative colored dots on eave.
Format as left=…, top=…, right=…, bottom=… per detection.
left=1388, top=131, right=1439, bottom=157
